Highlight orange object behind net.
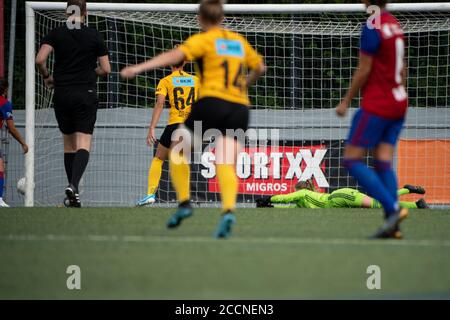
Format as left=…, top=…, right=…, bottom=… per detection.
left=397, top=140, right=450, bottom=204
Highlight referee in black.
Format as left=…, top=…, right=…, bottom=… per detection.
left=35, top=0, right=110, bottom=207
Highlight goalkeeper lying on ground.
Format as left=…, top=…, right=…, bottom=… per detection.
left=256, top=180, right=429, bottom=209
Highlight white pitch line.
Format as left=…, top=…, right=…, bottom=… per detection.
left=1, top=234, right=450, bottom=248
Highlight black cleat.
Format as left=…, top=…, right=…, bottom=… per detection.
left=403, top=184, right=426, bottom=195
left=370, top=224, right=403, bottom=240
left=370, top=208, right=408, bottom=240
left=65, top=184, right=81, bottom=208
left=416, top=198, right=430, bottom=209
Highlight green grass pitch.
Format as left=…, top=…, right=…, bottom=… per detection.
left=1, top=207, right=449, bottom=299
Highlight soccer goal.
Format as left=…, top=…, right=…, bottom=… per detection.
left=24, top=2, right=450, bottom=207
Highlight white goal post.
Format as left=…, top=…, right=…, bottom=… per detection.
left=24, top=2, right=450, bottom=207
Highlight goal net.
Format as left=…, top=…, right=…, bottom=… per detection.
left=24, top=3, right=450, bottom=207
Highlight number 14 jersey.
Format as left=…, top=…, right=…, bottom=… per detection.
left=178, top=27, right=263, bottom=106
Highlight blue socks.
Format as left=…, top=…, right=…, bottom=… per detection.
left=344, top=159, right=398, bottom=215
left=374, top=160, right=398, bottom=201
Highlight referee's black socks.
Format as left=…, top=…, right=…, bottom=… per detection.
left=70, top=149, right=90, bottom=192
left=64, top=152, right=76, bottom=183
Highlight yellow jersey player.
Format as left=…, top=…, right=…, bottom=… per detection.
left=121, top=0, right=265, bottom=238
left=136, top=59, right=199, bottom=206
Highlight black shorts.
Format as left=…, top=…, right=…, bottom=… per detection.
left=159, top=123, right=180, bottom=149
left=184, top=97, right=249, bottom=136
left=54, top=86, right=98, bottom=135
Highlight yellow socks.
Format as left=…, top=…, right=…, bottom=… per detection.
left=168, top=152, right=237, bottom=210
left=147, top=157, right=164, bottom=195
left=169, top=152, right=190, bottom=203
left=216, top=164, right=238, bottom=212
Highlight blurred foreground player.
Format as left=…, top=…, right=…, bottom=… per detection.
left=336, top=0, right=409, bottom=239
left=122, top=0, right=265, bottom=238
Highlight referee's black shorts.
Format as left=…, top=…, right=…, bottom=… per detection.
left=54, top=86, right=98, bottom=135
left=159, top=123, right=180, bottom=149
left=184, top=97, right=249, bottom=136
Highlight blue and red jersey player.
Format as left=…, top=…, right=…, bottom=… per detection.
left=0, top=79, right=28, bottom=207
left=336, top=0, right=409, bottom=239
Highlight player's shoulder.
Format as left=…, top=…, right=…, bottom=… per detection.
left=0, top=96, right=11, bottom=109
left=381, top=11, right=400, bottom=23
left=221, top=28, right=249, bottom=45
left=203, top=27, right=246, bottom=43
left=159, top=74, right=172, bottom=86
left=51, top=25, right=67, bottom=33
left=45, top=25, right=65, bottom=39
left=186, top=31, right=209, bottom=43
left=162, top=73, right=173, bottom=81
left=180, top=70, right=196, bottom=79
left=83, top=25, right=104, bottom=38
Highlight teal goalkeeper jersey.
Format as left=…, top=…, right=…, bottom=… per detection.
left=270, top=189, right=331, bottom=209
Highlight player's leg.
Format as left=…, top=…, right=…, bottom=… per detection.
left=55, top=89, right=76, bottom=207
left=374, top=143, right=398, bottom=209
left=330, top=188, right=380, bottom=209
left=63, top=133, right=77, bottom=183
left=137, top=145, right=167, bottom=206
left=399, top=185, right=426, bottom=196
left=137, top=125, right=175, bottom=206
left=166, top=124, right=193, bottom=228
left=344, top=150, right=398, bottom=212
left=148, top=146, right=168, bottom=194
left=398, top=188, right=409, bottom=196
left=343, top=111, right=397, bottom=214
left=345, top=189, right=374, bottom=209
left=369, top=197, right=426, bottom=209
left=343, top=110, right=405, bottom=239
left=70, top=132, right=92, bottom=191
left=214, top=134, right=239, bottom=238
left=54, top=87, right=78, bottom=199
left=399, top=201, right=417, bottom=209
left=65, top=132, right=92, bottom=207
left=61, top=133, right=77, bottom=207
left=58, top=87, right=97, bottom=207
left=371, top=118, right=408, bottom=239
left=214, top=102, right=248, bottom=238
left=0, top=155, right=8, bottom=207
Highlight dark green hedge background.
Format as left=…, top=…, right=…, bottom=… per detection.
left=3, top=0, right=449, bottom=109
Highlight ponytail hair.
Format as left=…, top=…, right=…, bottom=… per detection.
left=199, top=0, right=224, bottom=25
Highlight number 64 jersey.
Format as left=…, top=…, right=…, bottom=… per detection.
left=156, top=70, right=199, bottom=125
left=360, top=11, right=408, bottom=120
